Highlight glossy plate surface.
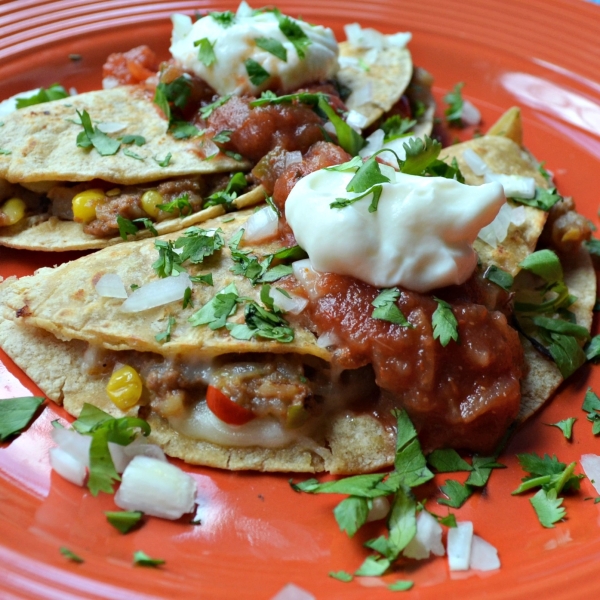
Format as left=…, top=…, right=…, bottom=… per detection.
left=2, top=0, right=600, bottom=598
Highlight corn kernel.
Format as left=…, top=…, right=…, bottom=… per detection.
left=0, top=197, right=26, bottom=226
left=106, top=365, right=143, bottom=411
left=72, top=188, right=105, bottom=223
left=140, top=190, right=163, bottom=218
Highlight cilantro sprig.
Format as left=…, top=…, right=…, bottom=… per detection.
left=371, top=288, right=412, bottom=327
left=76, top=109, right=121, bottom=156
left=16, top=84, right=68, bottom=108
left=0, top=396, right=44, bottom=441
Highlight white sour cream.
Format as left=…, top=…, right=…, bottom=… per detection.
left=285, top=169, right=506, bottom=293
left=170, top=5, right=339, bottom=96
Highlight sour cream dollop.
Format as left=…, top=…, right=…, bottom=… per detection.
left=285, top=169, right=506, bottom=293
left=170, top=5, right=339, bottom=96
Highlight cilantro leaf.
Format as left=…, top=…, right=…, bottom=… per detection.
left=133, top=550, right=165, bottom=567
left=212, top=130, right=232, bottom=144
left=188, top=283, right=239, bottom=329
left=153, top=77, right=191, bottom=123
left=530, top=488, right=565, bottom=528
left=0, top=396, right=44, bottom=441
left=255, top=37, right=287, bottom=61
left=427, top=449, right=472, bottom=473
left=483, top=265, right=514, bottom=291
left=199, top=94, right=232, bottom=119
left=155, top=315, right=176, bottom=343
left=585, top=335, right=600, bottom=361
left=210, top=11, right=235, bottom=27
left=371, top=288, right=412, bottom=327
left=329, top=571, right=353, bottom=582
left=432, top=298, right=459, bottom=346
left=133, top=217, right=158, bottom=236
left=76, top=109, right=120, bottom=156
left=116, top=215, right=138, bottom=240
left=443, top=82, right=464, bottom=126
left=465, top=455, right=505, bottom=487
left=334, top=496, right=370, bottom=537
left=154, top=152, right=172, bottom=167
left=105, top=510, right=143, bottom=534
left=519, top=249, right=563, bottom=283
left=122, top=148, right=144, bottom=160
left=121, top=134, right=146, bottom=146
left=400, top=136, right=442, bottom=175
left=152, top=239, right=185, bottom=278
left=174, top=227, right=224, bottom=263
left=278, top=16, right=311, bottom=58
left=203, top=172, right=248, bottom=209
left=87, top=425, right=120, bottom=495
left=245, top=59, right=270, bottom=86
left=393, top=409, right=434, bottom=488
left=437, top=480, right=474, bottom=508
left=194, top=38, right=216, bottom=66
left=388, top=580, right=414, bottom=592
left=157, top=193, right=192, bottom=217
left=354, top=555, right=391, bottom=577
left=317, top=96, right=365, bottom=156
left=169, top=121, right=202, bottom=139
left=290, top=473, right=387, bottom=497
left=60, top=547, right=84, bottom=563
left=16, top=84, right=69, bottom=108
left=512, top=186, right=562, bottom=211
left=547, top=332, right=587, bottom=379
left=387, top=486, right=417, bottom=556
left=381, top=115, right=416, bottom=141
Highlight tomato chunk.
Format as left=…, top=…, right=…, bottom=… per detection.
left=206, top=385, right=255, bottom=426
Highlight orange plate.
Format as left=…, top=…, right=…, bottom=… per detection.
left=2, top=0, right=600, bottom=598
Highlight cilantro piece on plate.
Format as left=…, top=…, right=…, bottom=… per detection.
left=190, top=273, right=213, bottom=286
left=512, top=186, right=562, bottom=211
left=432, top=298, right=459, bottom=347
left=427, top=449, right=472, bottom=473
left=154, top=152, right=172, bottom=167
left=443, top=82, right=464, bottom=126
left=255, top=36, right=288, bottom=61
left=194, top=37, right=216, bottom=67
left=437, top=480, right=473, bottom=509
left=245, top=59, right=271, bottom=86
left=16, top=84, right=69, bottom=108
left=169, top=121, right=202, bottom=139
left=371, top=288, right=412, bottom=327
left=465, top=455, right=505, bottom=487
left=106, top=511, right=143, bottom=534
left=76, top=109, right=121, bottom=156
left=585, top=335, right=600, bottom=362
left=388, top=580, right=414, bottom=592
left=122, top=148, right=144, bottom=160
left=189, top=283, right=239, bottom=329
left=483, top=264, right=514, bottom=291
left=133, top=550, right=165, bottom=567
left=582, top=388, right=600, bottom=435
left=174, top=227, right=225, bottom=264
left=547, top=417, right=576, bottom=440
left=530, top=489, right=565, bottom=528
left=0, top=396, right=44, bottom=441
left=121, top=134, right=146, bottom=146
left=329, top=571, right=353, bottom=582
left=278, top=16, right=311, bottom=58
left=519, top=249, right=563, bottom=282
left=60, top=547, right=84, bottom=563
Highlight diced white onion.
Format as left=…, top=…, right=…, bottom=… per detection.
left=447, top=521, right=473, bottom=571
left=114, top=455, right=197, bottom=520
left=470, top=534, right=500, bottom=571
left=95, top=273, right=128, bottom=299
left=463, top=148, right=489, bottom=176
left=359, top=129, right=385, bottom=158
left=97, top=122, right=127, bottom=134
left=236, top=0, right=253, bottom=17
left=461, top=99, right=481, bottom=126
left=102, top=76, right=119, bottom=90
left=477, top=202, right=513, bottom=249
left=292, top=259, right=321, bottom=300
left=269, top=288, right=308, bottom=315
left=387, top=32, right=412, bottom=47
left=108, top=442, right=131, bottom=474
left=484, top=173, right=536, bottom=199
left=270, top=583, right=316, bottom=600
left=49, top=447, right=87, bottom=487
left=348, top=82, right=373, bottom=107
left=51, top=427, right=91, bottom=466
left=69, top=87, right=78, bottom=97
left=123, top=437, right=167, bottom=462
left=323, top=121, right=337, bottom=136
left=0, top=88, right=40, bottom=117
left=344, top=23, right=363, bottom=46
left=316, top=331, right=341, bottom=348
left=242, top=206, right=279, bottom=243
left=366, top=496, right=390, bottom=522
left=346, top=109, right=368, bottom=131
left=510, top=204, right=526, bottom=226
left=403, top=511, right=445, bottom=559
left=284, top=151, right=303, bottom=168
left=120, top=272, right=191, bottom=313
left=581, top=454, right=600, bottom=494
left=338, top=56, right=360, bottom=69
left=203, top=138, right=220, bottom=158
left=343, top=22, right=410, bottom=50
left=171, top=13, right=193, bottom=44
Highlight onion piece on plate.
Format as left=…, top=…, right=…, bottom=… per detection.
left=403, top=510, right=445, bottom=559
left=580, top=454, right=600, bottom=494
left=243, top=206, right=279, bottom=243
left=270, top=583, right=315, bottom=600
left=463, top=148, right=489, bottom=176
left=95, top=273, right=128, bottom=299
left=470, top=534, right=501, bottom=571
left=120, top=272, right=191, bottom=313
left=49, top=447, right=87, bottom=487
left=447, top=521, right=473, bottom=571
left=114, top=455, right=197, bottom=520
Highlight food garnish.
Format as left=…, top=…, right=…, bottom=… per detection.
left=0, top=396, right=44, bottom=441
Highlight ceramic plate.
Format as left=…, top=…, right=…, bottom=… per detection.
left=2, top=0, right=600, bottom=598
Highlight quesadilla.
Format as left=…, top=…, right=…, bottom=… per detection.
left=0, top=107, right=594, bottom=472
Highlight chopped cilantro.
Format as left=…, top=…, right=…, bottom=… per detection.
left=0, top=396, right=44, bottom=441
left=437, top=480, right=473, bottom=508
left=121, top=134, right=146, bottom=146
left=483, top=264, right=514, bottom=291
left=155, top=316, right=176, bottom=343
left=199, top=94, right=232, bottom=119
left=400, top=136, right=442, bottom=175
left=530, top=489, right=565, bottom=528
left=278, top=16, right=311, bottom=58
left=188, top=282, right=239, bottom=329
left=133, top=217, right=158, bottom=236
left=371, top=288, right=412, bottom=327
left=157, top=193, right=193, bottom=217
left=190, top=273, right=214, bottom=286
left=381, top=115, right=416, bottom=141
left=427, top=449, right=472, bottom=473
left=255, top=36, right=287, bottom=61
left=582, top=388, right=600, bottom=435
left=152, top=239, right=185, bottom=278
left=76, top=109, right=121, bottom=156
left=122, top=148, right=144, bottom=160
left=317, top=96, right=365, bottom=156
left=204, top=172, right=248, bottom=209
left=16, top=84, right=68, bottom=108
left=231, top=297, right=295, bottom=343
left=245, top=59, right=270, bottom=86
left=154, top=152, right=172, bottom=167
left=329, top=571, right=353, bottom=582
left=210, top=11, right=235, bottom=27
left=586, top=335, right=600, bottom=361
left=0, top=148, right=12, bottom=155
left=174, top=227, right=225, bottom=263
left=212, top=130, right=232, bottom=144
left=388, top=580, right=414, bottom=592
left=169, top=121, right=202, bottom=139
left=194, top=37, right=216, bottom=67
left=153, top=76, right=191, bottom=123
left=431, top=298, right=459, bottom=346
left=182, top=286, right=193, bottom=309
left=133, top=550, right=165, bottom=567
left=116, top=215, right=139, bottom=240
left=512, top=186, right=562, bottom=211
left=548, top=417, right=576, bottom=440
left=105, top=510, right=143, bottom=534
left=224, top=149, right=244, bottom=161
left=443, top=82, right=464, bottom=126
left=519, top=249, right=563, bottom=283
left=60, top=547, right=84, bottom=563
